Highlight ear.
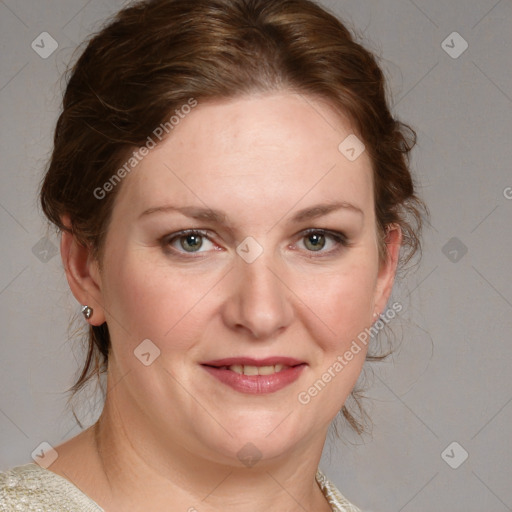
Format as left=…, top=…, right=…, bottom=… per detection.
left=372, top=224, right=402, bottom=316
left=60, top=215, right=106, bottom=326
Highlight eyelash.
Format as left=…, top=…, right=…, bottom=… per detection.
left=160, top=228, right=350, bottom=259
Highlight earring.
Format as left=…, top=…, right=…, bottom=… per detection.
left=81, top=305, right=93, bottom=320
left=373, top=312, right=379, bottom=318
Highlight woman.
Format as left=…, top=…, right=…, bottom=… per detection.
left=0, top=0, right=425, bottom=510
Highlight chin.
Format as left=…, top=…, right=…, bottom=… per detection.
left=197, top=415, right=309, bottom=467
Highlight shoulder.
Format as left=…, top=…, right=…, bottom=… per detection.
left=0, top=463, right=104, bottom=512
left=316, top=469, right=363, bottom=512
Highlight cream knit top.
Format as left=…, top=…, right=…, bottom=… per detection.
left=0, top=463, right=361, bottom=511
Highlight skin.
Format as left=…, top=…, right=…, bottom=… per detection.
left=52, top=92, right=401, bottom=512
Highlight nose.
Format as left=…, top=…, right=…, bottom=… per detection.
left=221, top=255, right=294, bottom=340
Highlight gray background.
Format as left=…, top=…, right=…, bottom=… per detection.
left=0, top=1, right=511, bottom=511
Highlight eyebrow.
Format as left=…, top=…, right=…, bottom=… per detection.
left=138, top=200, right=363, bottom=223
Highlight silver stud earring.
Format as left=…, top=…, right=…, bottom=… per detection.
left=81, top=305, right=93, bottom=320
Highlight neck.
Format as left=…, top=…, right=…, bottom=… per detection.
left=91, top=384, right=332, bottom=512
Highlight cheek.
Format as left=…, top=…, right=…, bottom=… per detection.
left=298, top=258, right=378, bottom=345
left=101, top=251, right=200, bottom=351
left=301, top=265, right=377, bottom=402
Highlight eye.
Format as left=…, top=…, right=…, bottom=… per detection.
left=297, top=229, right=348, bottom=255
left=160, top=228, right=349, bottom=259
left=163, top=229, right=216, bottom=254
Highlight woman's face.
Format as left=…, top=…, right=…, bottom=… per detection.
left=85, top=92, right=399, bottom=465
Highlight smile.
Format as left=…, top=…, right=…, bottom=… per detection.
left=200, top=357, right=307, bottom=394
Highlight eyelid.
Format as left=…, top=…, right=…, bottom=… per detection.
left=299, top=228, right=348, bottom=242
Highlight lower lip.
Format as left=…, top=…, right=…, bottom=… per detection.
left=201, top=364, right=306, bottom=394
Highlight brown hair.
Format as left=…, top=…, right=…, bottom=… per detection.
left=40, top=0, right=427, bottom=435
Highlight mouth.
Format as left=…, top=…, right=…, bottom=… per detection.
left=211, top=363, right=293, bottom=375
left=200, top=357, right=307, bottom=394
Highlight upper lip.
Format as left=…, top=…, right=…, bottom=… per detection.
left=201, top=357, right=305, bottom=367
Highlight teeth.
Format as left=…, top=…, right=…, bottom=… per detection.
left=228, top=364, right=289, bottom=375
left=244, top=365, right=259, bottom=375
left=257, top=365, right=275, bottom=375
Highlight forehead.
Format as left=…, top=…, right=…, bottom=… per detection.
left=114, top=93, right=374, bottom=222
